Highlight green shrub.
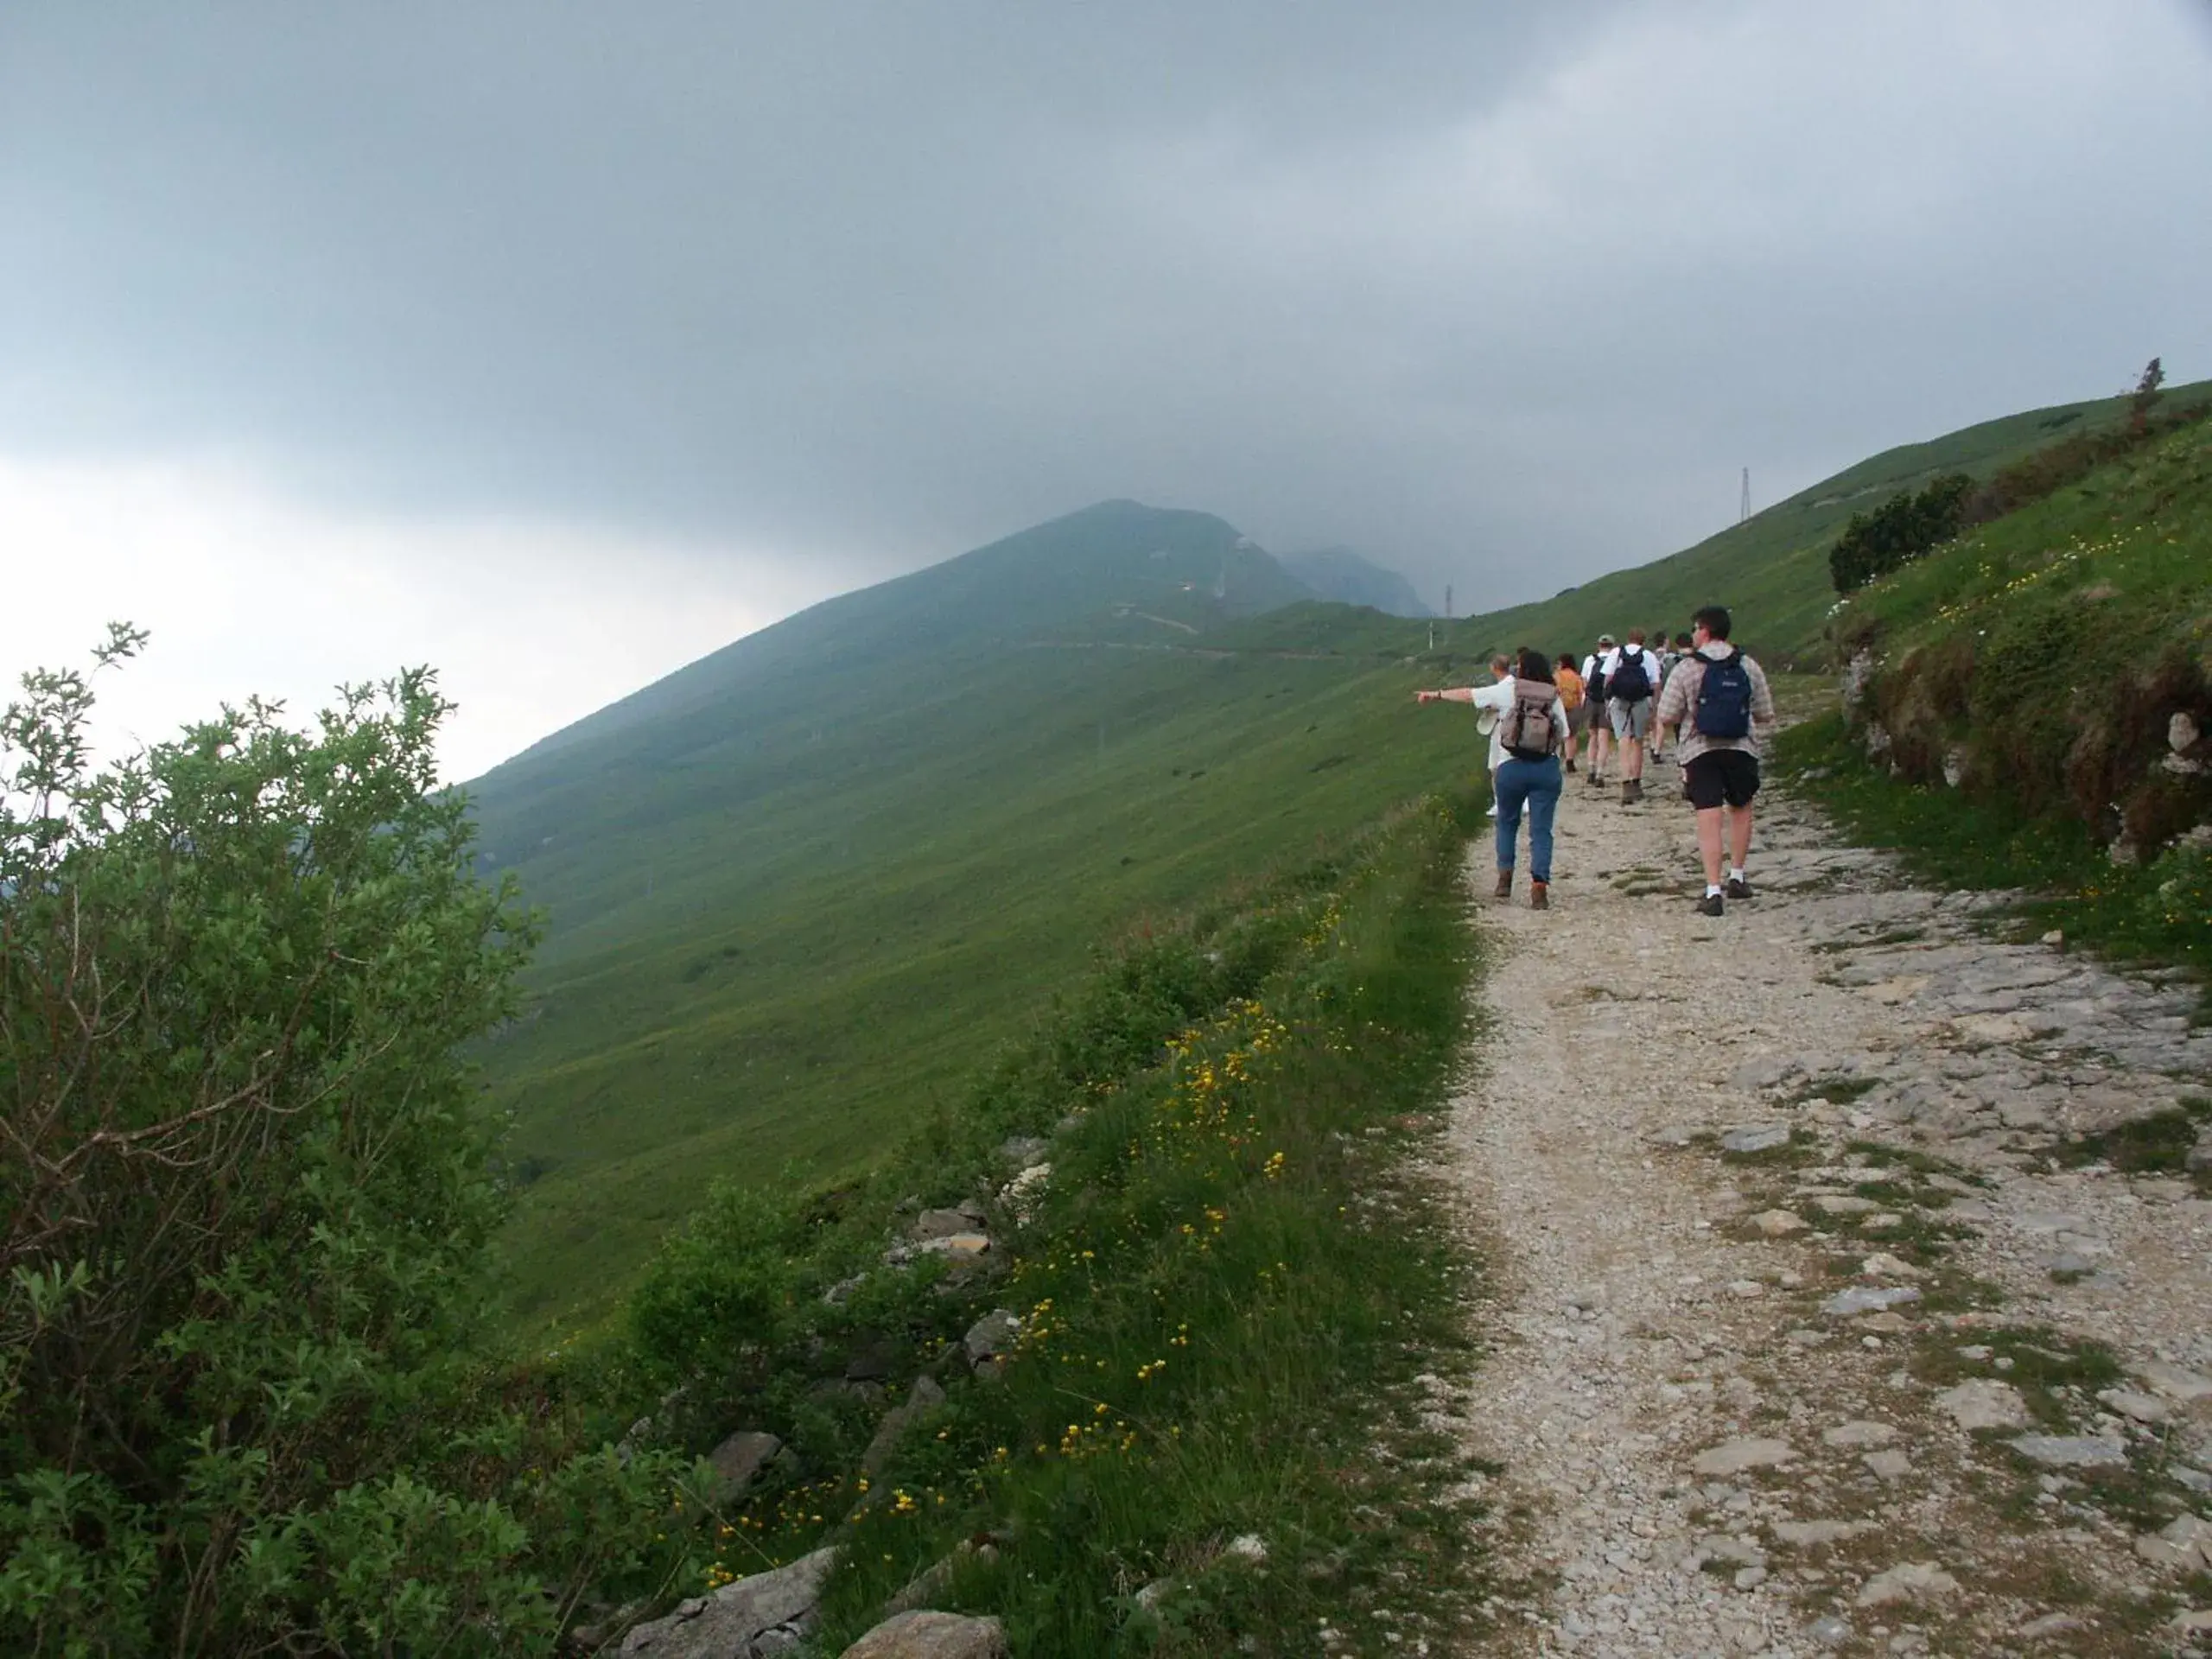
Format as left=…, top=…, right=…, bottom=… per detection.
left=1830, top=474, right=1973, bottom=593
left=627, top=1184, right=804, bottom=1385
left=0, top=632, right=692, bottom=1655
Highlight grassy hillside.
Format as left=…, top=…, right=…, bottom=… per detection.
left=1774, top=407, right=2211, bottom=981
left=468, top=384, right=2207, bottom=1334
left=497, top=499, right=1310, bottom=772
left=467, top=505, right=1485, bottom=1331
left=1442, top=380, right=2210, bottom=667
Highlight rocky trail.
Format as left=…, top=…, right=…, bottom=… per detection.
left=1434, top=753, right=2212, bottom=1656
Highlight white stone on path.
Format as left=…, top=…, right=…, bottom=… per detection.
left=1821, top=1420, right=1897, bottom=1448
left=2098, top=1387, right=2170, bottom=1425
left=1692, top=1437, right=1798, bottom=1478
left=1813, top=1195, right=1879, bottom=1216
left=1935, top=1379, right=2029, bottom=1432
left=1750, top=1208, right=1808, bottom=1236
left=2137, top=1360, right=2212, bottom=1403
left=1856, top=1560, right=1961, bottom=1607
left=1772, top=1519, right=1871, bottom=1548
left=2009, top=1433, right=2127, bottom=1468
left=1822, top=1285, right=1920, bottom=1316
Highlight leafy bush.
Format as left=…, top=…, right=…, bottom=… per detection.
left=1829, top=474, right=1974, bottom=593
left=628, top=1183, right=804, bottom=1385
left=0, top=632, right=692, bottom=1655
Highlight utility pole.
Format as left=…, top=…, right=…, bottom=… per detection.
left=1444, top=583, right=1453, bottom=620
left=1739, top=468, right=1751, bottom=524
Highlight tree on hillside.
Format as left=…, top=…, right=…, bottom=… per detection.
left=0, top=631, right=690, bottom=1655
left=2132, top=355, right=2165, bottom=434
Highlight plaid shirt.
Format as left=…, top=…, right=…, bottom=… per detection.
left=1656, top=642, right=1777, bottom=766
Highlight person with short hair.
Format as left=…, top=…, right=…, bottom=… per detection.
left=1416, top=648, right=1567, bottom=909
left=1600, top=627, right=1660, bottom=805
left=1554, top=652, right=1586, bottom=772
left=1656, top=604, right=1777, bottom=916
left=1580, top=634, right=1616, bottom=787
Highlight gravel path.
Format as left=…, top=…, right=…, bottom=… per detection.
left=1437, top=753, right=2212, bottom=1657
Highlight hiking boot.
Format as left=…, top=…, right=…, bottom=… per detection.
left=1695, top=892, right=1725, bottom=917
left=1726, top=875, right=1753, bottom=900
left=1620, top=781, right=1636, bottom=806
left=1564, top=759, right=1577, bottom=773
left=1494, top=870, right=1513, bottom=899
left=1529, top=880, right=1549, bottom=911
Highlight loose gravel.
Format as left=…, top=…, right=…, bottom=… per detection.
left=1432, top=752, right=2212, bottom=1657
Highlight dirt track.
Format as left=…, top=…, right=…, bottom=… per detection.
left=1434, top=753, right=2212, bottom=1656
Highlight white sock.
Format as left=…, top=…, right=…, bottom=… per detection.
left=1706, top=882, right=1723, bottom=899
left=1729, top=867, right=1745, bottom=884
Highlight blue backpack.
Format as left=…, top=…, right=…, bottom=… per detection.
left=1694, top=648, right=1754, bottom=739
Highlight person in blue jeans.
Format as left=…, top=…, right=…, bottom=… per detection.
left=1416, top=647, right=1569, bottom=909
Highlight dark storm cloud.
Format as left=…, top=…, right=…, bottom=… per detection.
left=3, top=2, right=2209, bottom=607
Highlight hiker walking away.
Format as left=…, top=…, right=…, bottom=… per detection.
left=1416, top=648, right=1567, bottom=909
left=1656, top=604, right=1777, bottom=916
left=1580, top=634, right=1615, bottom=787
left=1555, top=653, right=1586, bottom=772
left=1602, top=628, right=1658, bottom=805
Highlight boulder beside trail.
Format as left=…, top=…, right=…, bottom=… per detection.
left=963, top=1309, right=1020, bottom=1375
left=913, top=1204, right=987, bottom=1241
left=706, top=1430, right=787, bottom=1501
left=839, top=1611, right=1007, bottom=1658
left=620, top=1546, right=838, bottom=1658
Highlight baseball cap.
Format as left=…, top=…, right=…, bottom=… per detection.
left=1597, top=633, right=1617, bottom=645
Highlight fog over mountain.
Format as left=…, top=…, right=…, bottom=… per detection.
left=3, top=2, right=2209, bottom=776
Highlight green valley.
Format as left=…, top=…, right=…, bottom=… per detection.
left=467, top=381, right=2209, bottom=1335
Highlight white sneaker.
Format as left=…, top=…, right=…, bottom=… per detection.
left=1486, top=804, right=1500, bottom=817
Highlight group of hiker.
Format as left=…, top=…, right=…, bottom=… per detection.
left=1414, top=604, right=1777, bottom=916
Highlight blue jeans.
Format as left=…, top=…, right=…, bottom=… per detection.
left=1494, top=755, right=1562, bottom=881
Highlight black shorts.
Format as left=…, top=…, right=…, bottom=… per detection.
left=1685, top=749, right=1760, bottom=810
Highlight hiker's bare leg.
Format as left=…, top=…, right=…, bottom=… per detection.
left=1623, top=735, right=1644, bottom=783
left=1729, top=804, right=1754, bottom=869
left=1697, top=806, right=1726, bottom=887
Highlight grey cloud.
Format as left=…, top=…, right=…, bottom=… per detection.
left=3, top=1, right=2209, bottom=609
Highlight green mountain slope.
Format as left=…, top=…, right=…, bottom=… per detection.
left=1442, top=381, right=2210, bottom=666
left=466, top=503, right=1468, bottom=1329
left=499, top=499, right=1309, bottom=774
left=467, top=384, right=2205, bottom=1334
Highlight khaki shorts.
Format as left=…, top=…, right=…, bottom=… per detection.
left=1608, top=698, right=1654, bottom=740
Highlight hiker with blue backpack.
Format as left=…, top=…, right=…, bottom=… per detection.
left=1656, top=604, right=1777, bottom=917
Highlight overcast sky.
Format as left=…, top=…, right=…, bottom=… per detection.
left=5, top=2, right=2209, bottom=779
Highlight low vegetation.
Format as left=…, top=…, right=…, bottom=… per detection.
left=2, top=639, right=1493, bottom=1653
left=0, top=636, right=700, bottom=1655
left=597, top=787, right=1495, bottom=1654
left=1783, top=404, right=2212, bottom=985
